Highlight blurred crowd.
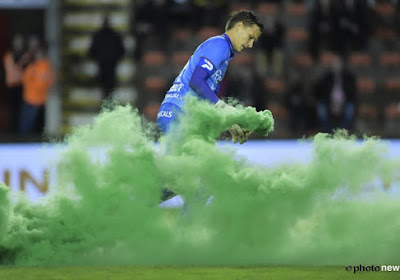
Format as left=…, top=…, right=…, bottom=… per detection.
left=133, top=0, right=400, bottom=138
left=1, top=0, right=400, bottom=139
left=2, top=33, right=54, bottom=136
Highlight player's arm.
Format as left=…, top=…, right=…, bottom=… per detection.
left=189, top=56, right=249, bottom=144
left=188, top=57, right=219, bottom=104
left=189, top=38, right=229, bottom=104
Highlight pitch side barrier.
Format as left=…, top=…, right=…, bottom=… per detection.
left=0, top=140, right=399, bottom=202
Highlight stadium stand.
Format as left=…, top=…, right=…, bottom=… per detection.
left=129, top=0, right=400, bottom=138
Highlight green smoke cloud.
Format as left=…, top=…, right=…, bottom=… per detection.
left=0, top=99, right=399, bottom=266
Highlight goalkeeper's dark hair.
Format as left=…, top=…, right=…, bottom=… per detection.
left=225, top=10, right=264, bottom=32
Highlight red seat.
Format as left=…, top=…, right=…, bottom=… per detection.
left=171, top=51, right=191, bottom=68
left=375, top=28, right=397, bottom=41
left=172, top=28, right=191, bottom=42
left=264, top=78, right=286, bottom=94
left=291, top=53, right=312, bottom=67
left=144, top=101, right=161, bottom=121
left=319, top=51, right=337, bottom=66
left=286, top=27, right=308, bottom=42
left=379, top=52, right=400, bottom=67
left=142, top=51, right=166, bottom=67
left=256, top=3, right=279, bottom=16
left=267, top=102, right=288, bottom=118
left=383, top=77, right=400, bottom=92
left=357, top=77, right=376, bottom=94
left=349, top=52, right=372, bottom=67
left=197, top=26, right=220, bottom=42
left=286, top=2, right=307, bottom=17
left=385, top=103, right=400, bottom=119
left=375, top=2, right=395, bottom=17
left=144, top=76, right=168, bottom=93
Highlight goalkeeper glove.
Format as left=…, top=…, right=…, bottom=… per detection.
left=216, top=100, right=251, bottom=144
left=229, top=124, right=250, bottom=144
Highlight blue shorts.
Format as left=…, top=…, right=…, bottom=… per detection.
left=157, top=103, right=182, bottom=134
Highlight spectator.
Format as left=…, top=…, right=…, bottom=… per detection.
left=2, top=34, right=25, bottom=133
left=19, top=43, right=55, bottom=134
left=308, top=0, right=340, bottom=60
left=88, top=15, right=125, bottom=99
left=336, top=0, right=369, bottom=56
left=313, top=53, right=357, bottom=133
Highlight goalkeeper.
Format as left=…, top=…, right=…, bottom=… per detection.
left=157, top=10, right=264, bottom=145
left=157, top=10, right=264, bottom=204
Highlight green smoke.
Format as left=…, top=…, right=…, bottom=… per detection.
left=0, top=98, right=399, bottom=266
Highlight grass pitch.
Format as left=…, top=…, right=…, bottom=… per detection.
left=1, top=266, right=399, bottom=280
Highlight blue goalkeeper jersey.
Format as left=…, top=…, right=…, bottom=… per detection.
left=161, top=33, right=235, bottom=108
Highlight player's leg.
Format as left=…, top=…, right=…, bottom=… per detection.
left=157, top=103, right=182, bottom=204
left=156, top=103, right=213, bottom=212
left=156, top=102, right=181, bottom=135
